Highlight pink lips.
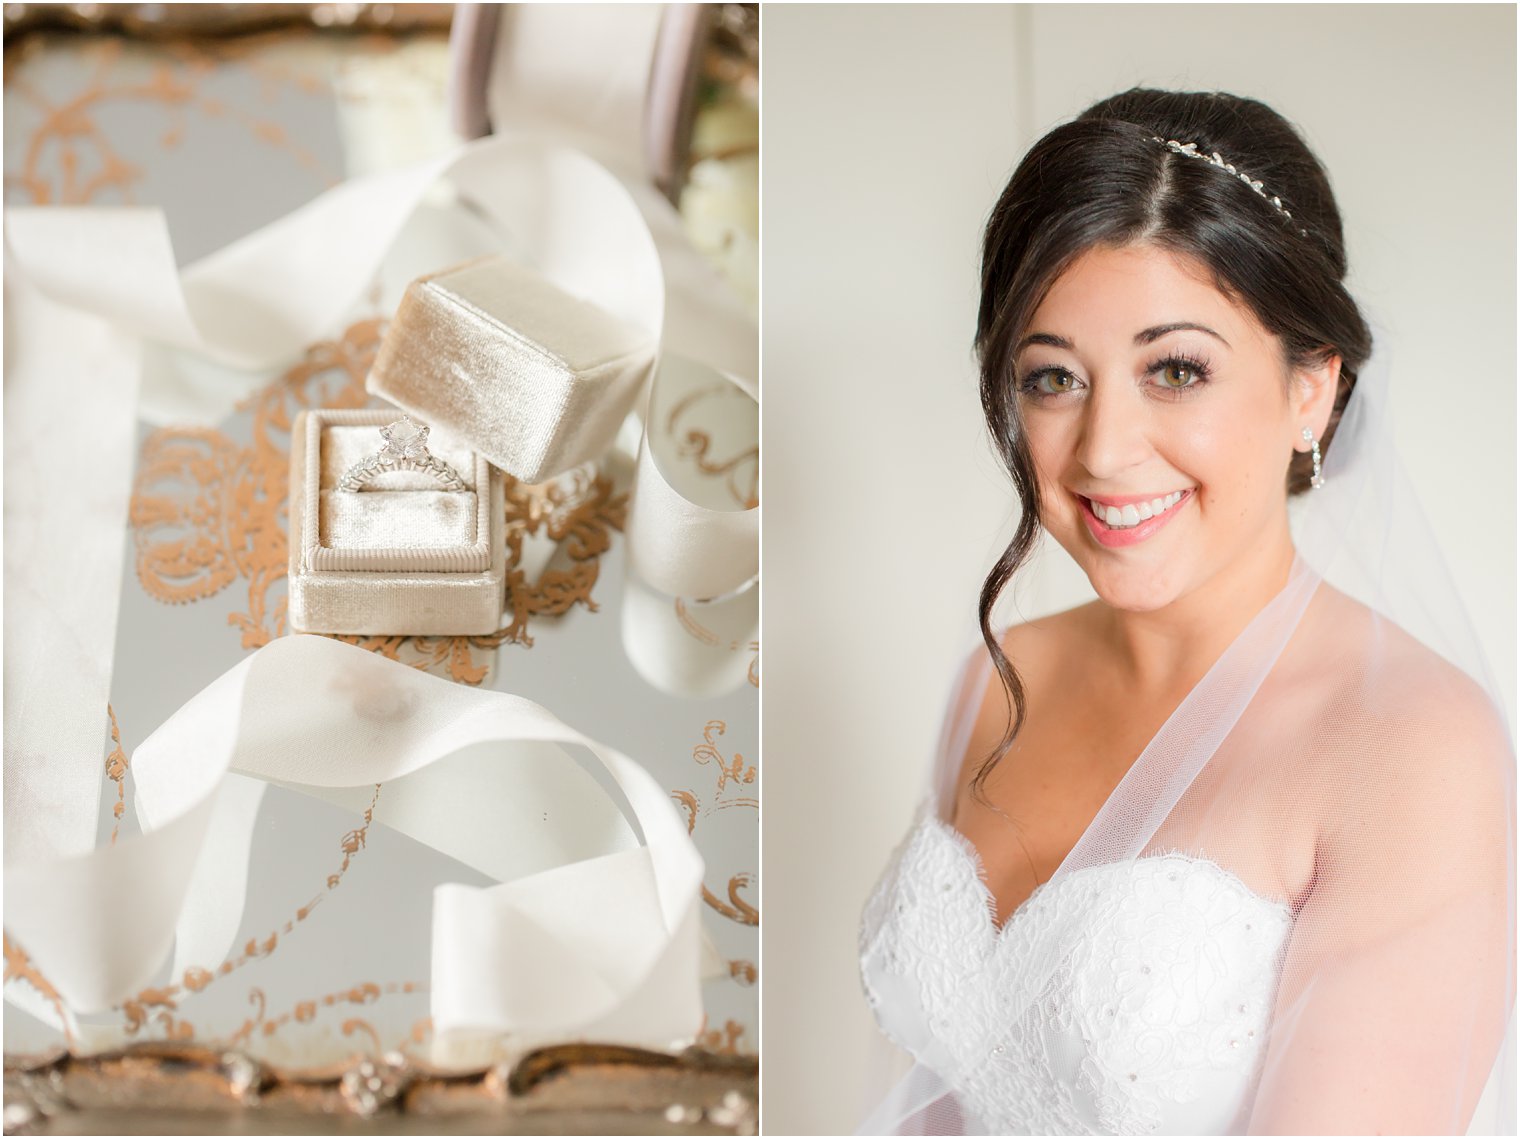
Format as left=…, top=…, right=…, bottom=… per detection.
left=1078, top=489, right=1193, bottom=549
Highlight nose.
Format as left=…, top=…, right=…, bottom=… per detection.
left=1074, top=380, right=1151, bottom=480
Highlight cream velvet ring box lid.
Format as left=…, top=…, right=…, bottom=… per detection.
left=287, top=408, right=507, bottom=636
left=367, top=253, right=657, bottom=484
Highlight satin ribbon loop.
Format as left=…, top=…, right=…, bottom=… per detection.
left=4, top=636, right=705, bottom=1063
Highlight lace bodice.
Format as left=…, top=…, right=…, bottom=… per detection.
left=859, top=813, right=1296, bottom=1135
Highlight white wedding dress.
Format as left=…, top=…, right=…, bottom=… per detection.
left=854, top=317, right=1515, bottom=1136
left=859, top=808, right=1295, bottom=1135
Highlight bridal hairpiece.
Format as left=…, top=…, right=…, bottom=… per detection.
left=1151, top=136, right=1307, bottom=235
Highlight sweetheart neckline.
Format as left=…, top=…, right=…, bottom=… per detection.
left=922, top=813, right=1296, bottom=937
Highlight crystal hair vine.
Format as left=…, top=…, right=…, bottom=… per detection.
left=1151, top=136, right=1309, bottom=236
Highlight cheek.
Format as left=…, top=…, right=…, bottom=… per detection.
left=1177, top=406, right=1287, bottom=518
left=1024, top=408, right=1083, bottom=468
left=1024, top=428, right=1076, bottom=511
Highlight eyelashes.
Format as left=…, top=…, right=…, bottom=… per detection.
left=1150, top=350, right=1214, bottom=394
left=1016, top=351, right=1216, bottom=401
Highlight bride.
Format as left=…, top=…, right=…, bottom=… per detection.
left=857, top=88, right=1515, bottom=1135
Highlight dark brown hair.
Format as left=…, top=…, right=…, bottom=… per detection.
left=971, top=88, right=1373, bottom=800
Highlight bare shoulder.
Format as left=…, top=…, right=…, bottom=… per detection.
left=1302, top=583, right=1511, bottom=836
left=1320, top=585, right=1505, bottom=741
left=943, top=602, right=1104, bottom=803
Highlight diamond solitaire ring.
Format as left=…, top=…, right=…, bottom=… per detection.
left=338, top=415, right=468, bottom=493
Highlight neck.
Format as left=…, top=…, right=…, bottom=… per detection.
left=1094, top=513, right=1298, bottom=694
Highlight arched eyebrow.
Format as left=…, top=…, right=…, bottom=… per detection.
left=1015, top=322, right=1232, bottom=355
left=1136, top=322, right=1231, bottom=348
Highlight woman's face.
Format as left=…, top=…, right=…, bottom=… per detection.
left=1013, top=242, right=1335, bottom=613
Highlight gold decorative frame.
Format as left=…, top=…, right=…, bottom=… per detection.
left=4, top=1042, right=758, bottom=1134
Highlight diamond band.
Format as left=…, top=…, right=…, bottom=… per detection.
left=338, top=415, right=468, bottom=493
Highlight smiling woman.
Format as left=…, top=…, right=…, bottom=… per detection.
left=852, top=88, right=1516, bottom=1136
left=761, top=8, right=1516, bottom=1136
left=1006, top=243, right=1338, bottom=609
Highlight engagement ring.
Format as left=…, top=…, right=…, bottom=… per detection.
left=338, top=415, right=468, bottom=493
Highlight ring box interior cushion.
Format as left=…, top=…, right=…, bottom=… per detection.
left=316, top=418, right=484, bottom=562
left=288, top=408, right=506, bottom=636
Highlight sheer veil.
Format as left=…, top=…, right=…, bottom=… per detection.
left=859, top=304, right=1516, bottom=1135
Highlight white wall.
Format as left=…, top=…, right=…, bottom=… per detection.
left=761, top=4, right=1516, bottom=1134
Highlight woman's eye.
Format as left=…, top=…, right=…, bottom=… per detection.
left=1022, top=369, right=1080, bottom=396
left=1151, top=356, right=1211, bottom=391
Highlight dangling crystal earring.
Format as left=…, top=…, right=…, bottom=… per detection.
left=1301, top=426, right=1325, bottom=489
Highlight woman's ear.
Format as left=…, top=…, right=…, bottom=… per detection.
left=1293, top=351, right=1342, bottom=441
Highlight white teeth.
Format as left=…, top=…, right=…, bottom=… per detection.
left=1088, top=490, right=1189, bottom=529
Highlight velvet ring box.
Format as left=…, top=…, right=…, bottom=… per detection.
left=288, top=253, right=652, bottom=636
left=287, top=408, right=506, bottom=635
left=366, top=253, right=656, bottom=484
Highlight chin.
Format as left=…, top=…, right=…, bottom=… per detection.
left=1085, top=570, right=1187, bottom=613
left=1052, top=528, right=1190, bottom=611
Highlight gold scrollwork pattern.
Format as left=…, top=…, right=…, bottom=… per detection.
left=105, top=705, right=130, bottom=846
left=114, top=778, right=384, bottom=1042
left=4, top=32, right=346, bottom=208
left=501, top=467, right=628, bottom=648
left=696, top=1018, right=751, bottom=1057
left=663, top=382, right=758, bottom=510
left=673, top=599, right=759, bottom=689
left=672, top=721, right=758, bottom=927
left=129, top=427, right=248, bottom=607
left=2, top=934, right=75, bottom=1049
left=221, top=980, right=423, bottom=1052
left=130, top=318, right=380, bottom=650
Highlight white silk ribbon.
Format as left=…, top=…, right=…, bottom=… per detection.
left=3, top=251, right=143, bottom=868
left=619, top=354, right=759, bottom=697
left=5, top=635, right=705, bottom=1063
left=627, top=354, right=759, bottom=602
left=622, top=576, right=759, bottom=700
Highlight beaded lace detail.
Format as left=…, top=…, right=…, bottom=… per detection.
left=859, top=813, right=1295, bottom=1134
